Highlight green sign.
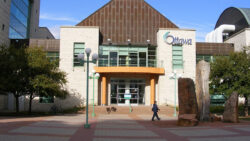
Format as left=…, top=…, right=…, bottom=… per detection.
left=124, top=94, right=131, bottom=100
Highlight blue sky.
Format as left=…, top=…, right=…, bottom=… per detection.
left=39, top=0, right=250, bottom=41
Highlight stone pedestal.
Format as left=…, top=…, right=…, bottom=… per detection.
left=196, top=60, right=210, bottom=121
left=178, top=78, right=199, bottom=126
left=178, top=114, right=199, bottom=126
left=223, top=92, right=239, bottom=123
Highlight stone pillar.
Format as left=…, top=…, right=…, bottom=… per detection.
left=101, top=76, right=107, bottom=105
left=178, top=78, right=199, bottom=126
left=223, top=92, right=239, bottom=123
left=150, top=76, right=155, bottom=105
left=196, top=60, right=210, bottom=121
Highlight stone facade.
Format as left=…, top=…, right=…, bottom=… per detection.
left=157, top=29, right=196, bottom=106
left=27, top=26, right=99, bottom=111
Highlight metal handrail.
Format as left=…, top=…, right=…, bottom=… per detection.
left=98, top=58, right=163, bottom=67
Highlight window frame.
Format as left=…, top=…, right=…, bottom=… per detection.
left=73, top=42, right=85, bottom=67
left=172, top=45, right=183, bottom=70
left=39, top=96, right=54, bottom=103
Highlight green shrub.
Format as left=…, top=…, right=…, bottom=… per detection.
left=210, top=105, right=224, bottom=114
left=210, top=105, right=248, bottom=116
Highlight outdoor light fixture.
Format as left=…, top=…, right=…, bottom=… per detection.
left=77, top=47, right=98, bottom=129
left=77, top=53, right=84, bottom=60
left=89, top=69, right=100, bottom=117
left=85, top=48, right=92, bottom=54
left=92, top=53, right=98, bottom=60
left=169, top=70, right=182, bottom=117
left=127, top=39, right=131, bottom=45
left=147, top=39, right=150, bottom=44
left=107, top=38, right=112, bottom=45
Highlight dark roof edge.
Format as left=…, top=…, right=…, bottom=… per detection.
left=236, top=8, right=250, bottom=25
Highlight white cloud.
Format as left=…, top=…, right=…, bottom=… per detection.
left=40, top=13, right=80, bottom=23
left=48, top=25, right=60, bottom=39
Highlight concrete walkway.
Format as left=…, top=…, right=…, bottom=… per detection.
left=0, top=114, right=250, bottom=141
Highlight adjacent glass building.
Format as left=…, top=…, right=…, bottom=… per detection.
left=9, top=0, right=30, bottom=39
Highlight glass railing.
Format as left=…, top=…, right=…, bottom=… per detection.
left=98, top=58, right=164, bottom=68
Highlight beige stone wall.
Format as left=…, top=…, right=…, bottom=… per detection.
left=0, top=0, right=10, bottom=45
left=157, top=29, right=196, bottom=106
left=225, top=28, right=250, bottom=52
left=246, top=29, right=250, bottom=52
left=26, top=26, right=99, bottom=111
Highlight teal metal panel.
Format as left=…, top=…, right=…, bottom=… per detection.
left=74, top=43, right=85, bottom=49
left=74, top=48, right=84, bottom=54
left=172, top=51, right=182, bottom=55
left=119, top=51, right=129, bottom=56
left=172, top=46, right=183, bottom=51
left=173, top=64, right=183, bottom=69
left=172, top=56, right=183, bottom=60
left=173, top=60, right=183, bottom=65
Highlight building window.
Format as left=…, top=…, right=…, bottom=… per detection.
left=98, top=45, right=157, bottom=67
left=196, top=55, right=214, bottom=63
left=46, top=52, right=59, bottom=66
left=39, top=96, right=54, bottom=103
left=2, top=24, right=4, bottom=31
left=74, top=43, right=85, bottom=66
left=172, top=45, right=183, bottom=69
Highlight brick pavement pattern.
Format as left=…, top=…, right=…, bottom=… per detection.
left=0, top=106, right=250, bottom=141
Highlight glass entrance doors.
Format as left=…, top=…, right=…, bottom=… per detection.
left=110, top=79, right=145, bottom=105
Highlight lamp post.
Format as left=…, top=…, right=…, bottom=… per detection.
left=169, top=70, right=182, bottom=117
left=89, top=70, right=100, bottom=117
left=78, top=48, right=98, bottom=129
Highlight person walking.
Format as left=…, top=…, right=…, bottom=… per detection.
left=152, top=101, right=160, bottom=121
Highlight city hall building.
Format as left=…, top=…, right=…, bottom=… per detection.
left=2, top=0, right=240, bottom=111
left=57, top=0, right=232, bottom=109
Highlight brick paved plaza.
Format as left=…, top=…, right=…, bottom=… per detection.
left=0, top=112, right=250, bottom=141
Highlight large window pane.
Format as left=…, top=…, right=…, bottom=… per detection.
left=9, top=27, right=23, bottom=39
left=99, top=46, right=157, bottom=67
left=172, top=45, right=183, bottom=69
left=110, top=52, right=118, bottom=66
left=129, top=52, right=137, bottom=66
left=139, top=52, right=146, bottom=67
left=12, top=0, right=29, bottom=16
left=9, top=15, right=27, bottom=38
left=10, top=2, right=28, bottom=27
left=74, top=43, right=85, bottom=67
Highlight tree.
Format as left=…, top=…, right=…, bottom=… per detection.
left=0, top=45, right=29, bottom=113
left=26, top=47, right=68, bottom=113
left=210, top=48, right=250, bottom=116
left=0, top=45, right=68, bottom=113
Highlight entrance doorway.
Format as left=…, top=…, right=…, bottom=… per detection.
left=110, top=79, right=145, bottom=106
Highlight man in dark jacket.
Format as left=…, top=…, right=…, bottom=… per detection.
left=152, top=101, right=160, bottom=121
